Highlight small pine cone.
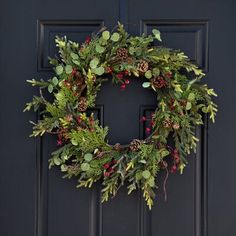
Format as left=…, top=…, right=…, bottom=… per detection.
left=163, top=119, right=172, bottom=128
left=137, top=60, right=149, bottom=73
left=117, top=47, right=128, bottom=60
left=151, top=76, right=168, bottom=89
left=172, top=123, right=180, bottom=130
left=113, top=143, right=121, bottom=151
left=78, top=97, right=88, bottom=112
left=129, top=139, right=141, bottom=151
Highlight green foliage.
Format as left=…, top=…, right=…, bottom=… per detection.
left=25, top=22, right=218, bottom=210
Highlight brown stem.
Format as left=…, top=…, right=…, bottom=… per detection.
left=163, top=167, right=169, bottom=201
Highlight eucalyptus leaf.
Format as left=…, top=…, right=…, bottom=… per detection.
left=71, top=139, right=78, bottom=146
left=102, top=31, right=110, bottom=40
left=84, top=153, right=93, bottom=162
left=90, top=58, right=99, bottom=69
left=145, top=70, right=152, bottom=79
left=53, top=157, right=61, bottom=166
left=65, top=65, right=73, bottom=74
left=111, top=32, right=120, bottom=42
left=52, top=77, right=58, bottom=85
left=61, top=164, right=68, bottom=172
left=142, top=170, right=151, bottom=179
left=72, top=59, right=80, bottom=66
left=142, top=82, right=151, bottom=88
left=186, top=102, right=192, bottom=110
left=95, top=44, right=105, bottom=53
left=152, top=29, right=162, bottom=41
left=70, top=52, right=79, bottom=60
left=56, top=65, right=63, bottom=75
left=81, top=163, right=90, bottom=171
left=93, top=66, right=104, bottom=75
left=48, top=84, right=53, bottom=93
left=188, top=92, right=195, bottom=101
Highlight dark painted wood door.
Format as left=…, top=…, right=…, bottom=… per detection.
left=1, top=0, right=235, bottom=236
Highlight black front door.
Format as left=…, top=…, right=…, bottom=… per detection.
left=1, top=0, right=235, bottom=236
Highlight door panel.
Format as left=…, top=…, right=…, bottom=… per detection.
left=1, top=0, right=235, bottom=236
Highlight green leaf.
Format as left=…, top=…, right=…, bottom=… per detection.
left=71, top=139, right=78, bottom=146
left=142, top=170, right=151, bottom=179
left=186, top=102, right=192, bottom=110
left=56, top=65, right=63, bottom=75
left=89, top=58, right=99, bottom=69
left=53, top=157, right=61, bottom=165
left=188, top=92, right=195, bottom=101
left=102, top=31, right=110, bottom=40
left=48, top=84, right=53, bottom=93
left=145, top=70, right=152, bottom=79
left=111, top=32, right=120, bottom=42
left=138, top=159, right=147, bottom=164
left=148, top=176, right=155, bottom=187
left=65, top=65, right=73, bottom=74
left=152, top=29, right=162, bottom=42
left=70, top=52, right=79, bottom=60
left=52, top=77, right=58, bottom=85
left=142, top=82, right=151, bottom=88
left=129, top=47, right=135, bottom=55
left=93, top=66, right=104, bottom=75
left=95, top=44, right=105, bottom=53
left=61, top=164, right=68, bottom=172
left=135, top=171, right=143, bottom=181
left=153, top=68, right=160, bottom=76
left=81, top=163, right=90, bottom=171
left=72, top=59, right=80, bottom=66
left=84, top=153, right=93, bottom=162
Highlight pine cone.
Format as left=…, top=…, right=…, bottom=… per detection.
left=137, top=60, right=149, bottom=73
left=117, top=47, right=128, bottom=60
left=78, top=97, right=88, bottom=112
left=113, top=143, right=121, bottom=151
left=172, top=123, right=180, bottom=130
left=162, top=119, right=172, bottom=128
left=130, top=139, right=141, bottom=151
left=151, top=76, right=168, bottom=89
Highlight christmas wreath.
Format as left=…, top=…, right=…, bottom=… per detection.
left=25, top=23, right=217, bottom=209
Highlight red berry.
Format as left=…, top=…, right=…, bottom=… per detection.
left=117, top=73, right=124, bottom=79
left=140, top=116, right=146, bottom=122
left=72, top=68, right=77, bottom=76
left=165, top=71, right=172, bottom=79
left=124, top=79, right=130, bottom=84
left=146, top=127, right=151, bottom=133
left=106, top=67, right=113, bottom=73
left=104, top=172, right=110, bottom=177
left=57, top=140, right=63, bottom=146
left=171, top=165, right=177, bottom=173
left=76, top=116, right=82, bottom=123
left=85, top=36, right=91, bottom=44
left=124, top=70, right=129, bottom=75
left=103, top=163, right=110, bottom=169
left=120, top=84, right=126, bottom=90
